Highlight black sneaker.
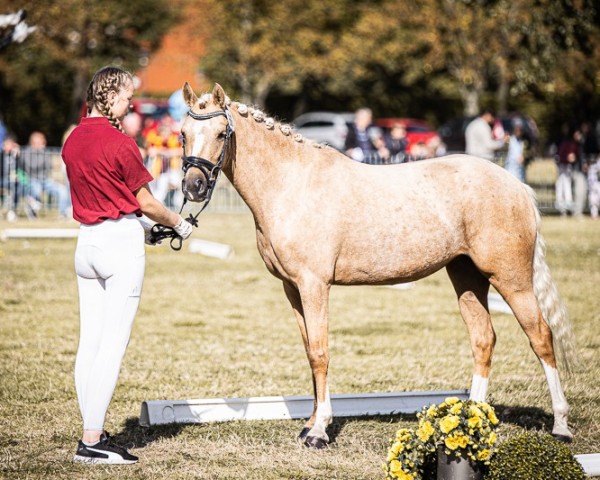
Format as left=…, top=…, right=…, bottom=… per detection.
left=73, top=432, right=138, bottom=465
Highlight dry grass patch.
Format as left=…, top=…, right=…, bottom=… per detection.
left=0, top=213, right=599, bottom=479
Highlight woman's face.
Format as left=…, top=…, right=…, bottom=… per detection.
left=108, top=81, right=134, bottom=121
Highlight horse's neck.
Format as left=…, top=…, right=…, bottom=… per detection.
left=223, top=112, right=307, bottom=218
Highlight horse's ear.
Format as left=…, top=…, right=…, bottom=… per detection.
left=212, top=83, right=226, bottom=108
left=182, top=82, right=198, bottom=108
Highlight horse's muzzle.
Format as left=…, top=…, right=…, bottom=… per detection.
left=182, top=172, right=208, bottom=202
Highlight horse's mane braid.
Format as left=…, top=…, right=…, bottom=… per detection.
left=201, top=92, right=324, bottom=149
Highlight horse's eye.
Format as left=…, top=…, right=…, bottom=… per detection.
left=217, top=131, right=227, bottom=140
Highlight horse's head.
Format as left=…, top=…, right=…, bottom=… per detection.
left=180, top=82, right=233, bottom=203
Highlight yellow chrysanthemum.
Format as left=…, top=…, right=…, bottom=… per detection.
left=450, top=403, right=463, bottom=415
left=440, top=415, right=460, bottom=433
left=389, top=459, right=403, bottom=474
left=445, top=397, right=460, bottom=405
left=470, top=405, right=484, bottom=418
left=487, top=410, right=499, bottom=425
left=468, top=415, right=482, bottom=429
left=477, top=449, right=491, bottom=461
left=395, top=428, right=412, bottom=442
left=487, top=431, right=497, bottom=445
left=426, top=405, right=438, bottom=418
left=417, top=420, right=434, bottom=442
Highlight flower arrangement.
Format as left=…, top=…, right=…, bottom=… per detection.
left=384, top=397, right=500, bottom=480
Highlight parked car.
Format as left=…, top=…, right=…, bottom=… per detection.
left=438, top=113, right=540, bottom=154
left=374, top=118, right=441, bottom=153
left=292, top=111, right=355, bottom=150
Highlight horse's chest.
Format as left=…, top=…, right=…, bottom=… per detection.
left=255, top=230, right=282, bottom=277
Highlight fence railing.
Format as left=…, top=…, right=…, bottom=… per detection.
left=1, top=148, right=559, bottom=220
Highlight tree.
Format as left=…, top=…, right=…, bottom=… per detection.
left=0, top=0, right=178, bottom=144
left=196, top=0, right=377, bottom=108
left=363, top=0, right=599, bottom=116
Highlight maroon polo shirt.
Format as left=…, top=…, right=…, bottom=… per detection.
left=62, top=117, right=153, bottom=225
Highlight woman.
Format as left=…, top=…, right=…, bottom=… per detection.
left=62, top=66, right=192, bottom=464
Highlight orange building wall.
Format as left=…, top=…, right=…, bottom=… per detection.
left=135, top=5, right=208, bottom=97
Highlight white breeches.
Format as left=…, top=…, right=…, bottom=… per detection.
left=74, top=214, right=145, bottom=431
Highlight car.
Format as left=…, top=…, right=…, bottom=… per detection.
left=292, top=111, right=355, bottom=150
left=374, top=118, right=441, bottom=152
left=438, top=113, right=540, bottom=153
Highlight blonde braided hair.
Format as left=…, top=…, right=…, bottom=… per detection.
left=86, top=66, right=133, bottom=132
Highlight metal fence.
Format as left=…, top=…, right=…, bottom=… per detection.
left=1, top=147, right=559, bottom=220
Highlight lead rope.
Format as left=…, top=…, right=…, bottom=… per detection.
left=147, top=107, right=233, bottom=251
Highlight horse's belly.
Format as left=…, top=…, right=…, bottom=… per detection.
left=332, top=241, right=457, bottom=285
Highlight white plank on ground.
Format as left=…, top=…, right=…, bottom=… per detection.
left=139, top=389, right=469, bottom=426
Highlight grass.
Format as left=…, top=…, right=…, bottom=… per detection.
left=0, top=212, right=599, bottom=479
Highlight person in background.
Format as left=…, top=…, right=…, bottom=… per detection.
left=383, top=122, right=409, bottom=162
left=61, top=65, right=193, bottom=465
left=20, top=131, right=71, bottom=218
left=344, top=108, right=388, bottom=162
left=579, top=121, right=599, bottom=164
left=587, top=154, right=600, bottom=219
left=555, top=129, right=587, bottom=217
left=465, top=108, right=507, bottom=161
left=1, top=134, right=20, bottom=221
left=504, top=123, right=526, bottom=182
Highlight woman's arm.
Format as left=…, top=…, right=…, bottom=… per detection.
left=134, top=183, right=181, bottom=227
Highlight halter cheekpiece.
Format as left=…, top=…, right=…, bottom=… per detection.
left=147, top=106, right=234, bottom=250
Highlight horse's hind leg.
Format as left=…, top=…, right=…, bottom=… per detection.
left=492, top=279, right=572, bottom=440
left=446, top=256, right=495, bottom=402
left=282, top=279, right=332, bottom=449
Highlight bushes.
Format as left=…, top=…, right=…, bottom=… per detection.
left=486, top=431, right=586, bottom=480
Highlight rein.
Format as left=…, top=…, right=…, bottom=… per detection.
left=148, top=107, right=234, bottom=250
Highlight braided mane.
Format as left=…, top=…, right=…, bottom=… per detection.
left=196, top=93, right=325, bottom=149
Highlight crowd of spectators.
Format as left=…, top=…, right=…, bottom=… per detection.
left=343, top=108, right=446, bottom=164
left=1, top=104, right=599, bottom=220
left=0, top=108, right=186, bottom=222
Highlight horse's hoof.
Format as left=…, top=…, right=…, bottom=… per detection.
left=297, top=427, right=311, bottom=442
left=552, top=433, right=573, bottom=443
left=304, top=435, right=328, bottom=449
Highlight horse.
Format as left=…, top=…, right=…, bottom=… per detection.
left=179, top=82, right=576, bottom=448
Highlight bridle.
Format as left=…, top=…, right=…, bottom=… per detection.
left=148, top=106, right=234, bottom=250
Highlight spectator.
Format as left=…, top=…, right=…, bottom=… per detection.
left=555, top=129, right=587, bottom=217
left=1, top=134, right=20, bottom=221
left=587, top=154, right=600, bottom=219
left=344, top=108, right=387, bottom=162
left=505, top=123, right=526, bottom=182
left=143, top=113, right=184, bottom=207
left=580, top=121, right=599, bottom=164
left=20, top=131, right=71, bottom=218
left=383, top=122, right=409, bottom=162
left=465, top=108, right=507, bottom=160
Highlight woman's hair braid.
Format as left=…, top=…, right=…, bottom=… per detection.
left=86, top=66, right=133, bottom=132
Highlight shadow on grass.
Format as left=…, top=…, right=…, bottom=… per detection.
left=325, top=404, right=553, bottom=444
left=112, top=417, right=188, bottom=449
left=111, top=404, right=553, bottom=448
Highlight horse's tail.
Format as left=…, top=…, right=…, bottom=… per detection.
left=527, top=186, right=576, bottom=374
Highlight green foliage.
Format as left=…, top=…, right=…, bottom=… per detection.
left=0, top=0, right=178, bottom=144
left=486, top=431, right=586, bottom=480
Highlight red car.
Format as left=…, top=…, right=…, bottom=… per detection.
left=375, top=118, right=441, bottom=153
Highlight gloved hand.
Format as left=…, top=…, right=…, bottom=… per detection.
left=139, top=217, right=161, bottom=245
left=174, top=216, right=193, bottom=240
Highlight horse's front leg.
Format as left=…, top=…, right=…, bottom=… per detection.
left=283, top=279, right=332, bottom=449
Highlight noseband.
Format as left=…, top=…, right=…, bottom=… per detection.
left=148, top=107, right=234, bottom=250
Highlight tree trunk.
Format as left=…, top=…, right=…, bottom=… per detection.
left=461, top=86, right=480, bottom=116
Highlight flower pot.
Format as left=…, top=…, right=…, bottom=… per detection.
left=436, top=447, right=484, bottom=480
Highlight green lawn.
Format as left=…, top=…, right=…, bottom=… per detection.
left=1, top=212, right=598, bottom=479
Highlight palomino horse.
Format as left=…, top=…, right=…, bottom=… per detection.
left=180, top=83, right=576, bottom=448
